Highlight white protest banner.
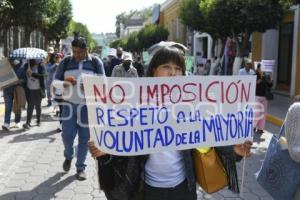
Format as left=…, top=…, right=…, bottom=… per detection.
left=261, top=60, right=275, bottom=72
left=0, top=58, right=18, bottom=89
left=83, top=76, right=256, bottom=156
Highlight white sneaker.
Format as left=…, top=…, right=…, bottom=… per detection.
left=15, top=123, right=21, bottom=128
left=2, top=123, right=10, bottom=131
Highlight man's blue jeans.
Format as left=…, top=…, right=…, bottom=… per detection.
left=62, top=102, right=90, bottom=172
left=3, top=87, right=21, bottom=125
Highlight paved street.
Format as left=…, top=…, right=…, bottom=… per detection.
left=0, top=101, right=280, bottom=200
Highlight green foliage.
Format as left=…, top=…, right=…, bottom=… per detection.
left=8, top=0, right=62, bottom=45
left=137, top=24, right=169, bottom=49
left=110, top=24, right=169, bottom=53
left=68, top=20, right=97, bottom=51
left=200, top=0, right=285, bottom=36
left=179, top=0, right=205, bottom=32
left=180, top=0, right=290, bottom=40
left=125, top=32, right=139, bottom=52
left=45, top=0, right=72, bottom=42
left=0, top=0, right=13, bottom=29
left=109, top=39, right=123, bottom=49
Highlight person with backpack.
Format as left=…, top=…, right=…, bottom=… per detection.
left=52, top=37, right=105, bottom=181
left=89, top=47, right=252, bottom=200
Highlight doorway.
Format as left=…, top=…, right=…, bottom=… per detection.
left=277, top=22, right=293, bottom=92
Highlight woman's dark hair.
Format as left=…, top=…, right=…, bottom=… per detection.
left=146, top=47, right=186, bottom=77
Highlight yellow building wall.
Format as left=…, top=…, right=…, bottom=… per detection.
left=282, top=14, right=294, bottom=23
left=251, top=13, right=300, bottom=95
left=159, top=0, right=186, bottom=44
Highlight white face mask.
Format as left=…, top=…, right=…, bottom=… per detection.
left=13, top=60, right=20, bottom=66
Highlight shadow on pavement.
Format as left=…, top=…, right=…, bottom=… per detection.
left=0, top=173, right=75, bottom=200
left=8, top=129, right=59, bottom=144
left=0, top=129, right=25, bottom=139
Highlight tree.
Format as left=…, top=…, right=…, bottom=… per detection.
left=9, top=0, right=60, bottom=46
left=68, top=21, right=97, bottom=51
left=203, top=0, right=285, bottom=74
left=115, top=12, right=128, bottom=38
left=109, top=38, right=127, bottom=50
left=126, top=32, right=141, bottom=52
left=43, top=0, right=72, bottom=48
left=110, top=24, right=168, bottom=53
left=0, top=0, right=13, bottom=45
left=137, top=24, right=169, bottom=50
left=0, top=0, right=13, bottom=29
left=180, top=0, right=288, bottom=74
left=179, top=0, right=206, bottom=33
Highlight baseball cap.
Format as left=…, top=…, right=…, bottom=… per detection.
left=123, top=53, right=133, bottom=61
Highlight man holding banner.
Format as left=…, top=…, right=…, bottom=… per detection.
left=87, top=46, right=253, bottom=200
left=53, top=36, right=105, bottom=181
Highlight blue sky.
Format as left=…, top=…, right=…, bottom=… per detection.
left=70, top=0, right=166, bottom=34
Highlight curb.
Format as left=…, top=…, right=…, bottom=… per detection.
left=266, top=114, right=284, bottom=126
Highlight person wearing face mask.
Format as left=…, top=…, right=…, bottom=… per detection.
left=111, top=53, right=138, bottom=77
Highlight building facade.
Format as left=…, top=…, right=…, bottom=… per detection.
left=159, top=0, right=186, bottom=45
left=0, top=27, right=45, bottom=58
left=252, top=5, right=300, bottom=97
left=121, top=13, right=145, bottom=38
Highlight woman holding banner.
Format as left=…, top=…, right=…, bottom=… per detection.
left=89, top=46, right=252, bottom=200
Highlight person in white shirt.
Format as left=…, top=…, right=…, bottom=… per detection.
left=239, top=60, right=255, bottom=75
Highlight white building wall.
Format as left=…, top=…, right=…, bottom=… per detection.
left=193, top=32, right=213, bottom=59
left=291, top=5, right=299, bottom=97
left=261, top=29, right=279, bottom=88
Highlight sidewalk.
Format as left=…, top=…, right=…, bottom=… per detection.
left=266, top=93, right=292, bottom=126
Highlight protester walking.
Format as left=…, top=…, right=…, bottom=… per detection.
left=53, top=36, right=105, bottom=181
left=111, top=53, right=138, bottom=77
left=238, top=59, right=255, bottom=75
left=254, top=64, right=273, bottom=134
left=2, top=59, right=26, bottom=131
left=23, top=59, right=46, bottom=129
left=51, top=52, right=64, bottom=132
left=89, top=46, right=252, bottom=200
left=133, top=56, right=144, bottom=77
left=105, top=52, right=122, bottom=77
left=45, top=52, right=57, bottom=107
